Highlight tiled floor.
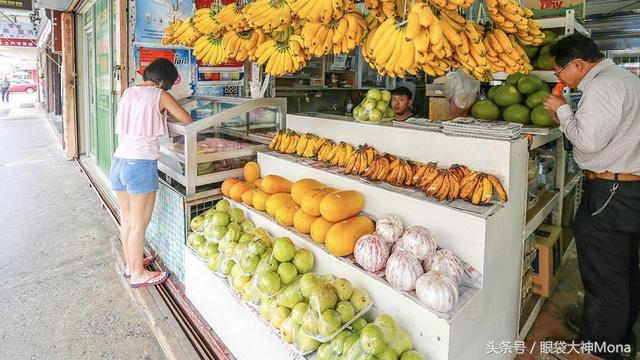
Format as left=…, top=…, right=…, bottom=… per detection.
left=517, top=245, right=640, bottom=359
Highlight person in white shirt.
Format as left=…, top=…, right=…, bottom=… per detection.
left=544, top=33, right=640, bottom=360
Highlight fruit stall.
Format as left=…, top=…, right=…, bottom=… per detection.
left=181, top=108, right=531, bottom=360
left=142, top=1, right=593, bottom=359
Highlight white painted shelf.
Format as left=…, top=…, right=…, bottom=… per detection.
left=525, top=191, right=561, bottom=238
left=563, top=173, right=582, bottom=196
left=228, top=197, right=482, bottom=319
left=185, top=249, right=308, bottom=360
left=527, top=128, right=563, bottom=150
left=259, top=114, right=529, bottom=360
left=258, top=151, right=494, bottom=272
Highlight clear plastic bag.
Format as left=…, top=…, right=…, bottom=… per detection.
left=445, top=69, right=481, bottom=110
left=251, top=237, right=314, bottom=300
left=299, top=275, right=373, bottom=343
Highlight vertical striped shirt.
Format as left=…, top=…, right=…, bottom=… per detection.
left=556, top=59, right=640, bottom=175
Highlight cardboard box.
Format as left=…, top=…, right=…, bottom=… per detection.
left=523, top=0, right=586, bottom=20
left=531, top=225, right=562, bottom=297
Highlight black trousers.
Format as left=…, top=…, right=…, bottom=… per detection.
left=574, top=178, right=640, bottom=359
left=1, top=89, right=8, bottom=102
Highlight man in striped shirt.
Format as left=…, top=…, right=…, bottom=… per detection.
left=544, top=34, right=640, bottom=359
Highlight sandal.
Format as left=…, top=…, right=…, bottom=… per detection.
left=122, top=255, right=157, bottom=278
left=130, top=271, right=169, bottom=288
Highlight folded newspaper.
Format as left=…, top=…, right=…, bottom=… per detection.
left=442, top=117, right=522, bottom=141
left=393, top=118, right=444, bottom=131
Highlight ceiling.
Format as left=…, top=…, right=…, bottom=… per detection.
left=586, top=0, right=640, bottom=16
left=33, top=0, right=73, bottom=11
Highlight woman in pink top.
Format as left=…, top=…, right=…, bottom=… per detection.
left=111, top=58, right=192, bottom=288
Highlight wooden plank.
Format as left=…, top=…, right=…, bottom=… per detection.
left=61, top=12, right=78, bottom=159
left=117, top=0, right=128, bottom=93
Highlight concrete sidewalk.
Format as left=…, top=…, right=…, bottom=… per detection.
left=0, top=105, right=166, bottom=359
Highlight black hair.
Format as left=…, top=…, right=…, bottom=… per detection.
left=391, top=86, right=412, bottom=100
left=549, top=34, right=605, bottom=67
left=143, top=58, right=179, bottom=90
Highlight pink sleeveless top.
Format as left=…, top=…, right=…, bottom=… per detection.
left=113, top=86, right=168, bottom=160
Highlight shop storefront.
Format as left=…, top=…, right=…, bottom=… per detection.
left=38, top=0, right=640, bottom=357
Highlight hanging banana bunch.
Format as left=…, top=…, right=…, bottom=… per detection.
left=428, top=0, right=475, bottom=11
left=222, top=29, right=267, bottom=62
left=483, top=28, right=533, bottom=74
left=486, top=0, right=544, bottom=45
left=162, top=20, right=183, bottom=45
left=301, top=10, right=368, bottom=57
left=361, top=17, right=422, bottom=78
left=215, top=3, right=250, bottom=32
left=437, top=11, right=493, bottom=81
left=245, top=0, right=293, bottom=34
left=194, top=7, right=222, bottom=36
left=364, top=0, right=406, bottom=22
left=255, top=30, right=308, bottom=77
left=171, top=17, right=202, bottom=46
left=402, top=3, right=453, bottom=77
left=365, top=12, right=380, bottom=30
left=289, top=0, right=354, bottom=24
left=193, top=35, right=229, bottom=66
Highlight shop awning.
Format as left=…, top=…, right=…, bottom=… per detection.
left=38, top=0, right=73, bottom=11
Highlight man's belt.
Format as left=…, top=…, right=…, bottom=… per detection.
left=584, top=170, right=640, bottom=182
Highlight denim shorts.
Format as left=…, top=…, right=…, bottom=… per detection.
left=110, top=157, right=159, bottom=194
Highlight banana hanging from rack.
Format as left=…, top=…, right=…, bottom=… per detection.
left=245, top=0, right=293, bottom=33
left=193, top=35, right=229, bottom=66
left=222, top=29, right=267, bottom=62
left=172, top=17, right=201, bottom=47
left=194, top=7, right=222, bottom=37
left=215, top=3, right=250, bottom=32
left=484, top=29, right=534, bottom=74
left=290, top=0, right=353, bottom=24
left=162, top=20, right=183, bottom=45
left=255, top=33, right=308, bottom=77
left=486, top=0, right=545, bottom=46
left=301, top=10, right=368, bottom=57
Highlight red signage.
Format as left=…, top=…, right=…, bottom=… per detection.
left=0, top=37, right=36, bottom=47
left=136, top=47, right=176, bottom=75
left=52, top=10, right=62, bottom=53
left=196, top=0, right=236, bottom=8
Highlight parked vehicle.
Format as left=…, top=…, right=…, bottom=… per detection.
left=9, top=79, right=37, bottom=94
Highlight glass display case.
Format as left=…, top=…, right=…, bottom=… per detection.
left=159, top=96, right=287, bottom=199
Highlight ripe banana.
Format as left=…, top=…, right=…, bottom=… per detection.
left=486, top=0, right=545, bottom=46
left=162, top=20, right=183, bottom=45
left=194, top=8, right=222, bottom=37
left=215, top=3, right=250, bottom=32
left=245, top=0, right=293, bottom=33
left=290, top=0, right=352, bottom=24
left=487, top=174, right=508, bottom=202
left=255, top=33, right=307, bottom=77
left=172, top=17, right=201, bottom=47
left=194, top=35, right=229, bottom=66
left=222, top=29, right=266, bottom=62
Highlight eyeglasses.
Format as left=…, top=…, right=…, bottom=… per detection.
left=554, top=60, right=575, bottom=78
